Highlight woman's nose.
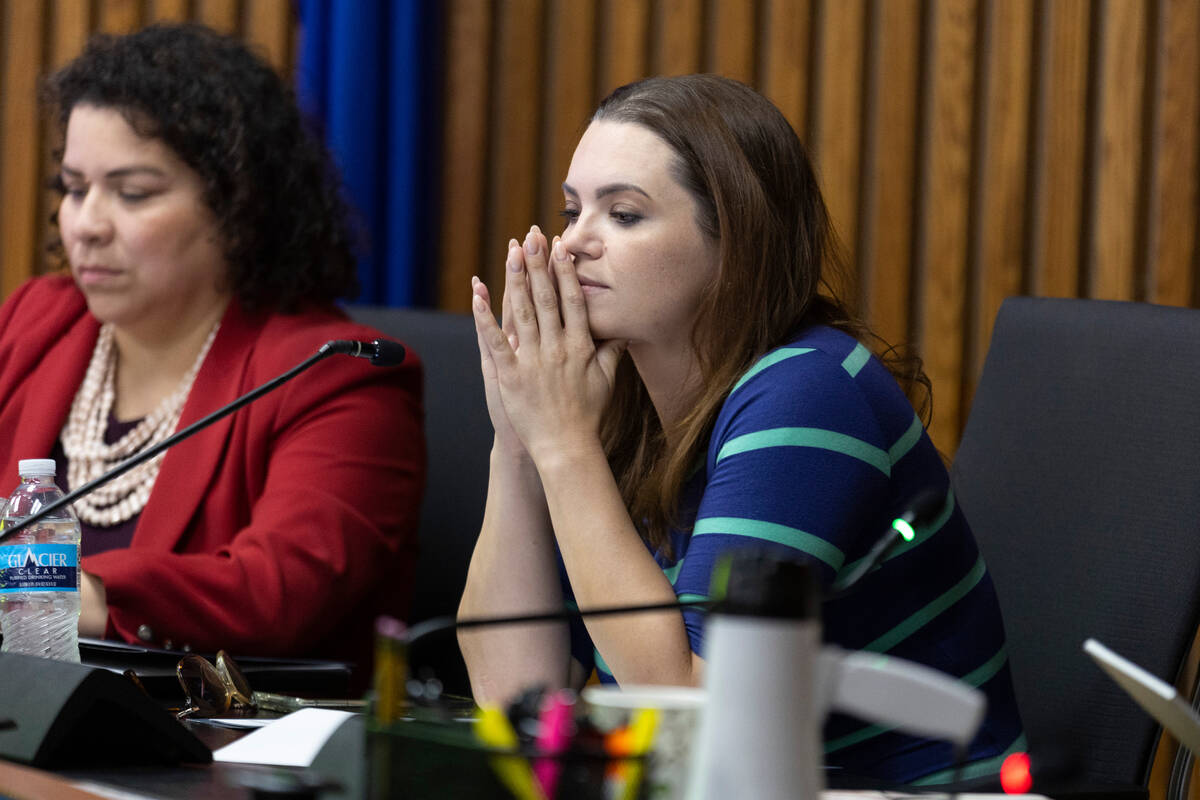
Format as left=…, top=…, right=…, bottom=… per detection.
left=66, top=190, right=114, bottom=245
left=560, top=214, right=600, bottom=261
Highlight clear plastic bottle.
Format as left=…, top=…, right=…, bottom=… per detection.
left=0, top=459, right=81, bottom=662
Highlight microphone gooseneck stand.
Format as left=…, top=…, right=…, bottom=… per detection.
left=0, top=338, right=405, bottom=544
left=407, top=487, right=950, bottom=647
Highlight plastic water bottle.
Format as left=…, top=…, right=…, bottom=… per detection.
left=0, top=459, right=81, bottom=662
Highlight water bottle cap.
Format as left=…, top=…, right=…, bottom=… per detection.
left=710, top=550, right=821, bottom=619
left=17, top=459, right=56, bottom=477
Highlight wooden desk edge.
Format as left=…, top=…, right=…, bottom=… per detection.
left=0, top=759, right=113, bottom=800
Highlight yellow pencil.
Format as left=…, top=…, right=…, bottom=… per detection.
left=474, top=705, right=547, bottom=800
left=619, top=708, right=659, bottom=800
left=372, top=616, right=408, bottom=725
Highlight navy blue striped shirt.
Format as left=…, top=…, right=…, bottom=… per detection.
left=565, top=324, right=1024, bottom=783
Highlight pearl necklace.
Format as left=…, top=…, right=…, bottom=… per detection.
left=61, top=321, right=220, bottom=527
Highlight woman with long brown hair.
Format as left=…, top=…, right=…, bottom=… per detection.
left=458, top=74, right=1022, bottom=783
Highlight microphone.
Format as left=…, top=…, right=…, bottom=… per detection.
left=406, top=598, right=714, bottom=646
left=829, top=488, right=947, bottom=596
left=411, top=488, right=948, bottom=643
left=0, top=338, right=405, bottom=544
left=322, top=339, right=407, bottom=367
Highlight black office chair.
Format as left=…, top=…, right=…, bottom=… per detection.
left=952, top=297, right=1200, bottom=792
left=348, top=306, right=492, bottom=697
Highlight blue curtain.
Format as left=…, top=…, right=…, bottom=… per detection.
left=295, top=0, right=440, bottom=307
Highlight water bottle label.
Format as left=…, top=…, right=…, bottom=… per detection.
left=0, top=544, right=79, bottom=592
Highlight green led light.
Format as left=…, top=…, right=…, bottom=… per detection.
left=892, top=518, right=916, bottom=542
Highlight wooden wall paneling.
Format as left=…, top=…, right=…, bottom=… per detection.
left=913, top=0, right=977, bottom=454
left=652, top=0, right=702, bottom=76
left=147, top=0, right=188, bottom=23
left=437, top=0, right=494, bottom=310
left=196, top=0, right=240, bottom=33
left=597, top=0, right=650, bottom=98
left=50, top=0, right=91, bottom=69
left=859, top=0, right=920, bottom=350
left=540, top=0, right=597, bottom=234
left=758, top=0, right=811, bottom=137
left=964, top=0, right=1032, bottom=410
left=98, top=0, right=142, bottom=32
left=1086, top=0, right=1146, bottom=300
left=1028, top=0, right=1090, bottom=298
left=243, top=0, right=293, bottom=74
left=707, top=0, right=755, bottom=83
left=0, top=0, right=47, bottom=298
left=40, top=1, right=96, bottom=281
left=808, top=0, right=866, bottom=311
left=484, top=0, right=545, bottom=296
left=1143, top=0, right=1198, bottom=307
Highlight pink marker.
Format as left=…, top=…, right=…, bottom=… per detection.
left=532, top=689, right=576, bottom=797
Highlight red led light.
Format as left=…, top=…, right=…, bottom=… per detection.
left=1000, top=752, right=1033, bottom=794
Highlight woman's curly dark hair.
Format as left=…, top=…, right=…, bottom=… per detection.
left=40, top=22, right=358, bottom=312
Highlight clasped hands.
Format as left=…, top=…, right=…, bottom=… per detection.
left=471, top=226, right=626, bottom=465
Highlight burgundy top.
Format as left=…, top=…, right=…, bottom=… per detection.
left=51, top=413, right=140, bottom=556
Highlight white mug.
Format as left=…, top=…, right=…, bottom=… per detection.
left=582, top=683, right=706, bottom=800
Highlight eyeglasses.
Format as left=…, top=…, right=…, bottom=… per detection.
left=172, top=650, right=369, bottom=719
left=175, top=650, right=256, bottom=720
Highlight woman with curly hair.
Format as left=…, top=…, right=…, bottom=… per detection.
left=0, top=23, right=424, bottom=673
left=458, top=74, right=1023, bottom=783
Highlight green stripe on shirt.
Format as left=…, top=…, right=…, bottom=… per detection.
left=595, top=648, right=612, bottom=677
left=888, top=413, right=925, bottom=465
left=841, top=342, right=871, bottom=377
left=693, top=516, right=846, bottom=571
left=960, top=644, right=1010, bottom=687
left=910, top=734, right=1029, bottom=786
left=729, top=347, right=815, bottom=396
left=716, top=427, right=891, bottom=476
left=864, top=553, right=988, bottom=653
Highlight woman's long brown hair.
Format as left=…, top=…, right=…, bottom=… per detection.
left=593, top=75, right=931, bottom=554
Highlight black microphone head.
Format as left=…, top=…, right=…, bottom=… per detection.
left=322, top=339, right=406, bottom=366
left=898, top=488, right=947, bottom=527
left=368, top=339, right=407, bottom=367
left=319, top=340, right=358, bottom=357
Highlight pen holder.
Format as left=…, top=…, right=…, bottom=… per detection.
left=582, top=685, right=704, bottom=800
left=366, top=717, right=649, bottom=800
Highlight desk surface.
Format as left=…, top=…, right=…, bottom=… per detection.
left=1, top=758, right=1061, bottom=800
left=1, top=723, right=257, bottom=800
left=0, top=715, right=1084, bottom=800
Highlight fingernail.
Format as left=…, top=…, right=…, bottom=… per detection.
left=553, top=240, right=568, bottom=261
left=508, top=252, right=522, bottom=272
left=524, top=231, right=539, bottom=256
left=472, top=295, right=487, bottom=312
left=471, top=275, right=479, bottom=286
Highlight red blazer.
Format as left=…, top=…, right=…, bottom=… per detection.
left=0, top=276, right=424, bottom=670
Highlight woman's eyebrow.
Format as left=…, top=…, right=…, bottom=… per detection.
left=104, top=166, right=167, bottom=179
left=59, top=164, right=167, bottom=179
left=562, top=181, right=652, bottom=200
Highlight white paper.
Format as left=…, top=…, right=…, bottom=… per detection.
left=212, top=708, right=354, bottom=766
left=193, top=717, right=278, bottom=729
